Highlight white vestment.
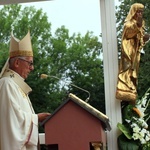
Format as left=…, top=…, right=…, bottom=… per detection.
left=0, top=69, right=38, bottom=150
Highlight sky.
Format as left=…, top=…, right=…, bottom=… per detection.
left=21, top=0, right=120, bottom=38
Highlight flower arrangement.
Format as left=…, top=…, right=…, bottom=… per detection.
left=117, top=88, right=150, bottom=150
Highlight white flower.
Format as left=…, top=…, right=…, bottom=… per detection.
left=145, top=135, right=150, bottom=142
left=140, top=128, right=147, bottom=135
left=142, top=122, right=148, bottom=129
left=136, top=106, right=144, bottom=117
left=139, top=130, right=145, bottom=138
left=131, top=122, right=137, bottom=128
left=125, top=119, right=131, bottom=123
left=142, top=99, right=147, bottom=107
left=140, top=138, right=146, bottom=144
left=118, top=88, right=150, bottom=147
left=138, top=118, right=148, bottom=128
left=133, top=126, right=140, bottom=133
left=132, top=117, right=138, bottom=121
left=132, top=133, right=140, bottom=140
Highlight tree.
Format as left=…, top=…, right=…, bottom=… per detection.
left=63, top=31, right=104, bottom=112
left=0, top=4, right=104, bottom=116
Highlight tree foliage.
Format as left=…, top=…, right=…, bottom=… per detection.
left=0, top=4, right=105, bottom=117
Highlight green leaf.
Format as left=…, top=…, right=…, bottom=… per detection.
left=123, top=105, right=134, bottom=120
left=118, top=134, right=140, bottom=150
left=117, top=123, right=132, bottom=139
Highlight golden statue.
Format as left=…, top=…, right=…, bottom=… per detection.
left=116, top=3, right=150, bottom=102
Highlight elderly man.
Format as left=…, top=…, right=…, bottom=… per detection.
left=0, top=31, right=50, bottom=150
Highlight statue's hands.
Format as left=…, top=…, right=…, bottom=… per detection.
left=136, top=16, right=143, bottom=27
left=143, top=34, right=150, bottom=43
left=38, top=112, right=51, bottom=122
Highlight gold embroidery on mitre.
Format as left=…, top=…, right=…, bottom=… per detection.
left=10, top=50, right=33, bottom=58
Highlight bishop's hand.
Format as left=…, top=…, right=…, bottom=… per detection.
left=38, top=112, right=51, bottom=122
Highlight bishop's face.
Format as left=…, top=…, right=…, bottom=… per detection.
left=15, top=56, right=34, bottom=79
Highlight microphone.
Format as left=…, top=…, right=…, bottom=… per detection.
left=40, top=74, right=90, bottom=102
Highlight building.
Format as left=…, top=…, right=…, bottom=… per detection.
left=41, top=93, right=111, bottom=150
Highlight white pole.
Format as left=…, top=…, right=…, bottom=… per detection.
left=99, top=0, right=122, bottom=150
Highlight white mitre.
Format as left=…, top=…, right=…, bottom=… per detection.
left=0, top=31, right=33, bottom=78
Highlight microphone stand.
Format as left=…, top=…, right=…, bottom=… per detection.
left=40, top=74, right=90, bottom=102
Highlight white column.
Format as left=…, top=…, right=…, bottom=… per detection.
left=99, top=0, right=122, bottom=150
